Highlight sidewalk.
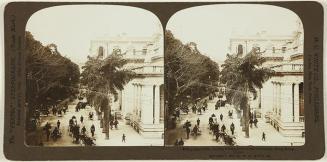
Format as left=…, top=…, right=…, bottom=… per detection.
left=165, top=96, right=304, bottom=146
left=28, top=99, right=163, bottom=146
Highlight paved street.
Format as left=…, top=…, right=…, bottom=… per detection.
left=165, top=96, right=304, bottom=146
left=27, top=99, right=163, bottom=146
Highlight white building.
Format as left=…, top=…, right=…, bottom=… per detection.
left=228, top=19, right=304, bottom=141
left=90, top=32, right=164, bottom=139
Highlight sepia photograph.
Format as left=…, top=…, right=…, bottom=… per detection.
left=25, top=5, right=164, bottom=146
left=165, top=4, right=304, bottom=146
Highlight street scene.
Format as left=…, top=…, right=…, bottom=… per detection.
left=25, top=5, right=164, bottom=146
left=165, top=4, right=305, bottom=146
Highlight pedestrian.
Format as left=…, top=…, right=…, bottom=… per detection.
left=110, top=120, right=114, bottom=130
left=221, top=124, right=226, bottom=133
left=35, top=110, right=40, bottom=120
left=81, top=126, right=86, bottom=135
left=186, top=127, right=190, bottom=139
left=80, top=115, right=84, bottom=123
left=57, top=120, right=60, bottom=129
left=176, top=109, right=180, bottom=120
left=122, top=134, right=126, bottom=142
left=44, top=122, right=51, bottom=142
left=52, top=127, right=60, bottom=141
left=174, top=139, right=179, bottom=146
left=52, top=106, right=57, bottom=116
left=215, top=131, right=219, bottom=141
left=114, top=119, right=119, bottom=129
left=89, top=112, right=94, bottom=120
left=262, top=132, right=266, bottom=141
left=192, top=104, right=196, bottom=113
left=254, top=118, right=258, bottom=128
left=58, top=109, right=62, bottom=116
left=215, top=102, right=219, bottom=110
left=197, top=118, right=200, bottom=126
left=73, top=118, right=77, bottom=125
left=178, top=138, right=184, bottom=146
left=250, top=119, right=253, bottom=128
left=220, top=114, right=223, bottom=121
left=230, top=123, right=235, bottom=135
left=184, top=120, right=191, bottom=128
left=75, top=125, right=80, bottom=142
left=69, top=119, right=74, bottom=133
left=192, top=125, right=198, bottom=136
left=90, top=124, right=95, bottom=137
left=198, top=107, right=202, bottom=115
left=63, top=106, right=67, bottom=114
left=209, top=116, right=213, bottom=125
left=203, top=100, right=208, bottom=109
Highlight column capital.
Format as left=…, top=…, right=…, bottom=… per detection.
left=282, top=82, right=294, bottom=85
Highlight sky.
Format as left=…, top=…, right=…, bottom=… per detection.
left=166, top=4, right=302, bottom=64
left=26, top=5, right=162, bottom=64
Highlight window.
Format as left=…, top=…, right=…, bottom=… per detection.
left=98, top=46, right=104, bottom=57
left=282, top=47, right=286, bottom=53
left=256, top=47, right=261, bottom=52
left=237, top=44, right=243, bottom=55
left=113, top=46, right=121, bottom=54
left=142, top=48, right=147, bottom=55
left=272, top=47, right=275, bottom=53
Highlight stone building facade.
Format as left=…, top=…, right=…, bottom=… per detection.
left=228, top=19, right=304, bottom=142
left=90, top=32, right=164, bottom=139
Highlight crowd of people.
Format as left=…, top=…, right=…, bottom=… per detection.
left=172, top=95, right=269, bottom=146
left=38, top=98, right=97, bottom=146
left=170, top=94, right=241, bottom=146
left=68, top=115, right=96, bottom=146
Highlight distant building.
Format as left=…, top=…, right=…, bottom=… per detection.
left=89, top=32, right=164, bottom=139
left=228, top=19, right=304, bottom=143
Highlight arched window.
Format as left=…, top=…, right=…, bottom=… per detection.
left=113, top=46, right=121, bottom=54
left=98, top=46, right=104, bottom=57
left=272, top=47, right=276, bottom=53
left=237, top=44, right=243, bottom=55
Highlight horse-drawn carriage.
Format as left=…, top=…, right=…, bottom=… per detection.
left=80, top=134, right=96, bottom=146
left=50, top=127, right=62, bottom=141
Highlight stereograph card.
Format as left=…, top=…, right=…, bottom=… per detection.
left=2, top=0, right=325, bottom=160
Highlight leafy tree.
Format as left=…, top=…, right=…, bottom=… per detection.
left=81, top=53, right=135, bottom=139
left=25, top=31, right=80, bottom=121
left=220, top=50, right=274, bottom=138
left=165, top=30, right=220, bottom=115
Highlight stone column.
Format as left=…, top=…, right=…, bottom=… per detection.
left=154, top=85, right=160, bottom=124
left=135, top=85, right=138, bottom=111
left=141, top=85, right=154, bottom=124
left=277, top=83, right=281, bottom=117
left=280, top=83, right=293, bottom=122
left=272, top=82, right=276, bottom=114
left=136, top=84, right=140, bottom=121
left=139, top=85, right=142, bottom=120
left=294, top=83, right=300, bottom=122
left=132, top=84, right=137, bottom=122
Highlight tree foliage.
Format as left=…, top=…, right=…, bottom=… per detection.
left=165, top=30, right=220, bottom=113
left=220, top=50, right=274, bottom=137
left=80, top=52, right=135, bottom=139
left=26, top=31, right=80, bottom=118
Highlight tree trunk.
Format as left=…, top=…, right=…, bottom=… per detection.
left=103, top=107, right=109, bottom=139
left=100, top=112, right=103, bottom=128
left=244, top=99, right=250, bottom=138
